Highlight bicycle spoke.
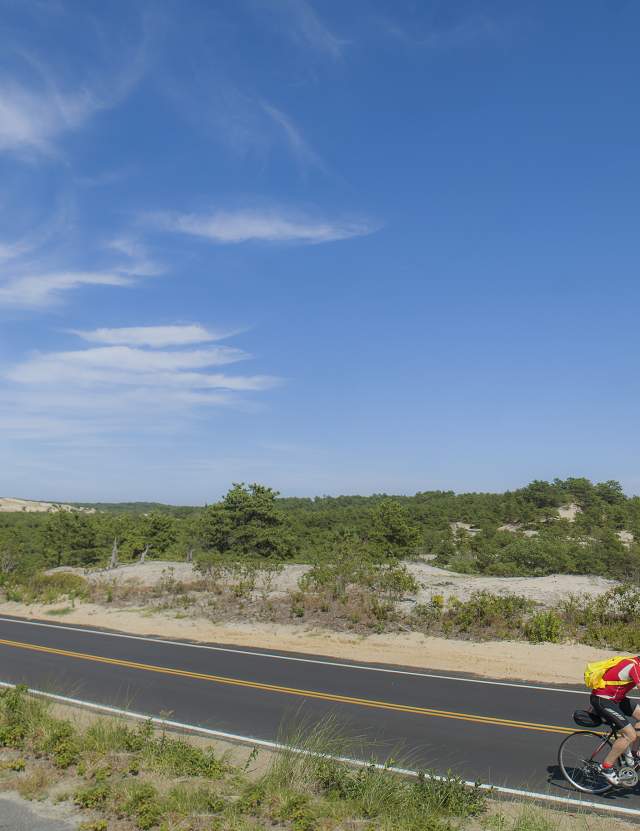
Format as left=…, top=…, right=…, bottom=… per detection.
left=559, top=731, right=613, bottom=794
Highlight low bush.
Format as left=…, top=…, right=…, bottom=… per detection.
left=119, top=781, right=162, bottom=829
left=524, top=611, right=563, bottom=644
left=141, top=731, right=227, bottom=778
left=561, top=585, right=640, bottom=650
left=443, top=592, right=535, bottom=639
left=3, top=572, right=88, bottom=604
left=295, top=549, right=419, bottom=632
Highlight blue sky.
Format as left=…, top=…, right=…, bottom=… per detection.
left=1, top=0, right=639, bottom=503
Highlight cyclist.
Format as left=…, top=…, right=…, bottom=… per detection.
left=590, top=655, right=640, bottom=785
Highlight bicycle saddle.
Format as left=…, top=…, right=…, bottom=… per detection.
left=573, top=709, right=603, bottom=727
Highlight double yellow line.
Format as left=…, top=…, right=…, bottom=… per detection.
left=0, top=636, right=574, bottom=736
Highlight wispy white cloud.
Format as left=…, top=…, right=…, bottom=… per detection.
left=154, top=207, right=377, bottom=244
left=261, top=102, right=326, bottom=172
left=0, top=271, right=131, bottom=308
left=0, top=81, right=99, bottom=156
left=168, top=71, right=327, bottom=172
left=0, top=9, right=152, bottom=158
left=10, top=345, right=249, bottom=381
left=0, top=237, right=33, bottom=264
left=71, top=324, right=234, bottom=348
left=0, top=198, right=72, bottom=265
left=374, top=10, right=518, bottom=50
left=2, top=328, right=281, bottom=442
left=0, top=221, right=164, bottom=309
left=107, top=237, right=164, bottom=277
left=261, top=0, right=346, bottom=59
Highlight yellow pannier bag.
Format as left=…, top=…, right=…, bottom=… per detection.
left=584, top=656, right=637, bottom=689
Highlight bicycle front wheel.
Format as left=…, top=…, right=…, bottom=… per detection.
left=558, top=730, right=613, bottom=794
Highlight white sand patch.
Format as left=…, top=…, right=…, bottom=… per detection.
left=450, top=522, right=480, bottom=536
left=0, top=497, right=93, bottom=514
left=558, top=503, right=582, bottom=522
left=497, top=524, right=538, bottom=537
left=408, top=562, right=616, bottom=605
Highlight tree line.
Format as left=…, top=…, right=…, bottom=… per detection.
left=2, top=477, right=640, bottom=579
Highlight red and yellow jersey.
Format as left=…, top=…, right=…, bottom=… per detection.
left=593, top=657, right=640, bottom=702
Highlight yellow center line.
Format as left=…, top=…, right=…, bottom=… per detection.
left=0, top=636, right=575, bottom=735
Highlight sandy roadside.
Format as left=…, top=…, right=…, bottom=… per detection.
left=0, top=599, right=617, bottom=687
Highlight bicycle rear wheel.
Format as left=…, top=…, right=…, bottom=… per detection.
left=558, top=730, right=613, bottom=794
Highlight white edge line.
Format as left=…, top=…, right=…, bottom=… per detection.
left=0, top=615, right=588, bottom=696
left=0, top=680, right=637, bottom=819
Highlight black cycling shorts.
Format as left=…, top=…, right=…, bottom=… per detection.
left=591, top=693, right=636, bottom=730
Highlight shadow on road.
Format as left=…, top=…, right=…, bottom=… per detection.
left=546, top=763, right=640, bottom=804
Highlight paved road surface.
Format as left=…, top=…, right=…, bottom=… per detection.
left=0, top=614, right=637, bottom=813
left=0, top=794, right=77, bottom=830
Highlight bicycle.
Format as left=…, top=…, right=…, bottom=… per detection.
left=558, top=709, right=640, bottom=794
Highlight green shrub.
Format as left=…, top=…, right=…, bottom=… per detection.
left=236, top=782, right=265, bottom=814
left=84, top=718, right=151, bottom=755
left=79, top=822, right=108, bottom=831
left=413, top=770, right=486, bottom=817
left=142, top=732, right=226, bottom=778
left=301, top=553, right=418, bottom=603
left=164, top=784, right=225, bottom=814
left=74, top=782, right=112, bottom=809
left=0, top=757, right=26, bottom=771
left=0, top=686, right=45, bottom=749
left=120, top=781, right=161, bottom=829
left=5, top=572, right=88, bottom=604
left=410, top=597, right=444, bottom=629
left=272, top=792, right=317, bottom=831
left=525, top=611, right=564, bottom=644
left=42, top=719, right=80, bottom=768
left=583, top=622, right=640, bottom=652
left=444, top=592, right=534, bottom=638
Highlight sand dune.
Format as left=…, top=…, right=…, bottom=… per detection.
left=0, top=497, right=94, bottom=513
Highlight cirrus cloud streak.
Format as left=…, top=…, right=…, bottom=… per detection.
left=71, top=324, right=237, bottom=348
left=0, top=271, right=132, bottom=308
left=2, top=326, right=281, bottom=442
left=154, top=207, right=377, bottom=244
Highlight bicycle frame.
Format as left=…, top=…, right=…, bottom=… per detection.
left=590, top=726, right=618, bottom=760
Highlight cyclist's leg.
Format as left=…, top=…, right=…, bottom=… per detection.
left=627, top=701, right=640, bottom=753
left=592, top=697, right=636, bottom=766
left=602, top=725, right=636, bottom=767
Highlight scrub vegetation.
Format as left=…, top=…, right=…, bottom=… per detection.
left=2, top=477, right=640, bottom=651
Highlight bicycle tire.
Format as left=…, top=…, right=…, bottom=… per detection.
left=558, top=730, right=613, bottom=795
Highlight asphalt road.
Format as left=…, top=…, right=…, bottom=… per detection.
left=0, top=614, right=637, bottom=812
left=0, top=793, right=78, bottom=830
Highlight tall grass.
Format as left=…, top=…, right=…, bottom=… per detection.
left=260, top=712, right=485, bottom=831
